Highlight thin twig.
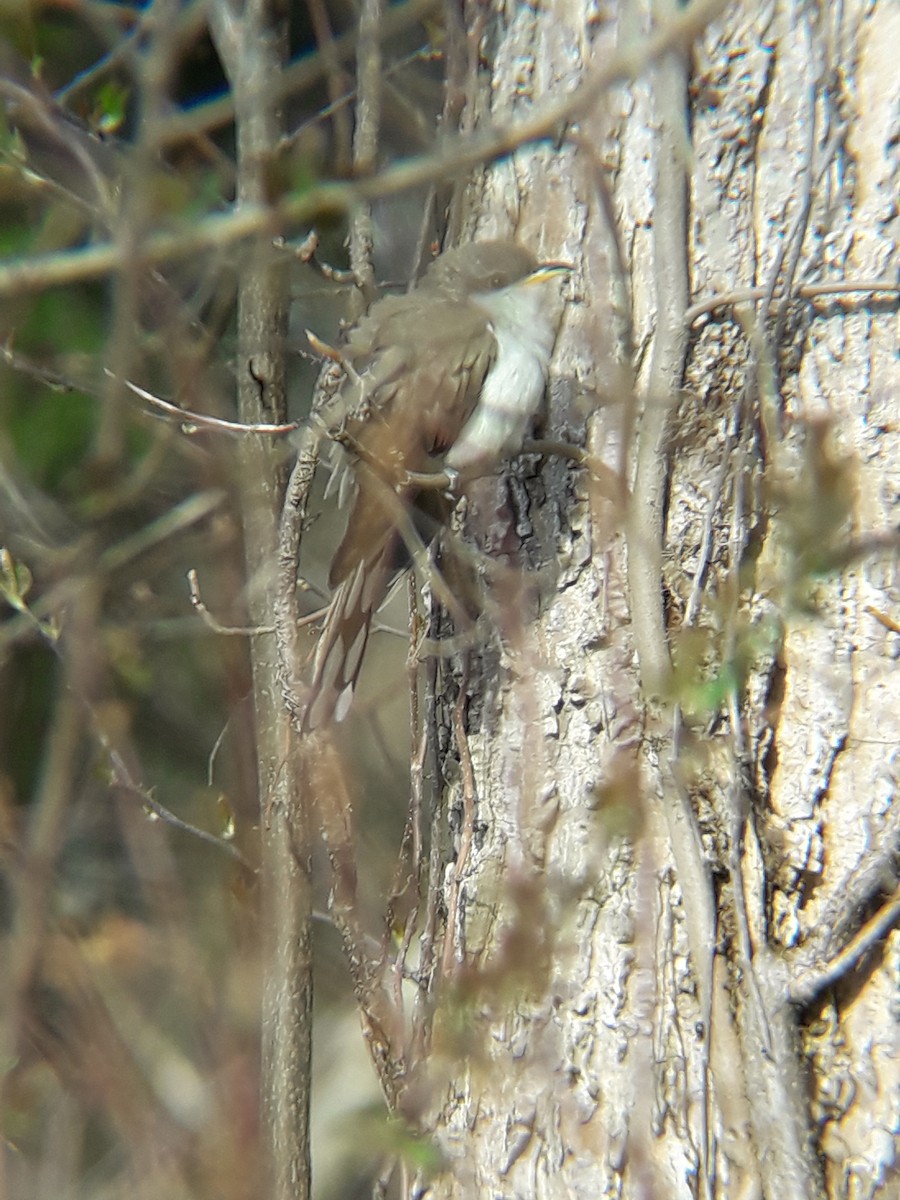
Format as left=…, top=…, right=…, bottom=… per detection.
left=113, top=372, right=302, bottom=435
left=626, top=8, right=718, bottom=1195
left=348, top=0, right=382, bottom=301
left=0, top=0, right=728, bottom=301
left=157, top=0, right=443, bottom=148
left=685, top=276, right=900, bottom=325
left=188, top=568, right=278, bottom=635
left=275, top=427, right=322, bottom=725
left=789, top=889, right=900, bottom=1007
left=107, top=748, right=254, bottom=868
left=306, top=0, right=354, bottom=169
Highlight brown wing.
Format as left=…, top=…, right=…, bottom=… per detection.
left=303, top=293, right=496, bottom=730
left=328, top=292, right=497, bottom=586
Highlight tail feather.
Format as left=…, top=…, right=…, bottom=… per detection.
left=303, top=546, right=393, bottom=731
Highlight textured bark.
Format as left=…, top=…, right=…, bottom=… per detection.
left=210, top=5, right=313, bottom=1198
left=415, top=2, right=899, bottom=1198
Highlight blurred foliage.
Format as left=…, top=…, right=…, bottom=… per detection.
left=0, top=0, right=447, bottom=1195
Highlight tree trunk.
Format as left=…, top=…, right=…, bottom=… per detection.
left=417, top=2, right=899, bottom=1197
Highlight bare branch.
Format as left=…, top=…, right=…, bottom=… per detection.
left=790, top=889, right=900, bottom=1007
left=685, top=276, right=900, bottom=325
left=106, top=747, right=254, bottom=868
left=0, top=0, right=728, bottom=300
left=208, top=3, right=313, bottom=1195
left=114, top=373, right=302, bottom=435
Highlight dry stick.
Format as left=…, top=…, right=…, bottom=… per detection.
left=0, top=0, right=729, bottom=302
left=188, top=567, right=280, bottom=636
left=789, top=888, right=900, bottom=1007
left=384, top=575, right=429, bottom=1020
left=0, top=75, right=117, bottom=217
left=399, top=723, right=430, bottom=1034
left=158, top=0, right=443, bottom=149
left=407, top=571, right=426, bottom=879
left=771, top=115, right=845, bottom=358
left=99, top=490, right=226, bottom=575
left=0, top=579, right=246, bottom=1178
left=0, top=540, right=245, bottom=865
left=87, top=271, right=900, bottom=450
left=114, top=373, right=302, bottom=435
left=565, top=127, right=637, bottom=496
left=752, top=86, right=818, bottom=449
left=306, top=735, right=407, bottom=1108
left=348, top=0, right=382, bottom=301
left=701, top=182, right=829, bottom=1200
left=624, top=5, right=717, bottom=1195
left=280, top=43, right=439, bottom=160
left=107, top=746, right=253, bottom=868
left=276, top=432, right=410, bottom=1105
left=865, top=604, right=900, bottom=635
left=98, top=0, right=182, bottom=468
left=56, top=0, right=207, bottom=104
left=47, top=271, right=894, bottom=453
left=680, top=417, right=739, bottom=632
left=718, top=65, right=828, bottom=1200
left=304, top=0, right=354, bottom=171
left=722, top=464, right=822, bottom=1195
left=684, top=276, right=900, bottom=325
left=207, top=3, right=312, bottom=1198
left=275, top=425, right=325, bottom=724
left=784, top=793, right=900, bottom=1005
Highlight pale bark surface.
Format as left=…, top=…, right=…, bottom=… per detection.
left=415, top=3, right=899, bottom=1198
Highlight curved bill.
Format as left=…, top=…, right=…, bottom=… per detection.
left=525, top=261, right=574, bottom=285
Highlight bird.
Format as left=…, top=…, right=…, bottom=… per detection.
left=303, top=239, right=570, bottom=732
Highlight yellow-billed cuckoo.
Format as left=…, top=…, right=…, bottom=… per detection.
left=304, top=239, right=569, bottom=731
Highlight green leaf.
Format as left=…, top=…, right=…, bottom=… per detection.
left=0, top=546, right=32, bottom=610
left=91, top=80, right=129, bottom=135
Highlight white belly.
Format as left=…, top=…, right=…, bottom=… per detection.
left=446, top=325, right=551, bottom=473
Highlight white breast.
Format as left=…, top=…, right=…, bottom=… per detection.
left=446, top=283, right=555, bottom=473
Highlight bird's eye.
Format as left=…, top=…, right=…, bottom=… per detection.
left=491, top=273, right=505, bottom=288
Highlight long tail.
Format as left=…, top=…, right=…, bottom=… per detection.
left=302, top=546, right=393, bottom=732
